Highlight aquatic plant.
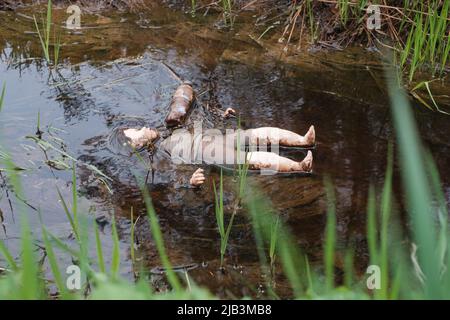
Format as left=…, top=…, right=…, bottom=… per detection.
left=33, top=0, right=61, bottom=66
left=213, top=169, right=235, bottom=269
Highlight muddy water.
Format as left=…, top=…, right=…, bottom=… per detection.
left=0, top=3, right=449, bottom=298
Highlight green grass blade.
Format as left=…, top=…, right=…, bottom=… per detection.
left=380, top=143, right=393, bottom=299
left=41, top=224, right=66, bottom=297
left=5, top=158, right=42, bottom=299
left=343, top=249, right=354, bottom=288
left=72, top=163, right=78, bottom=233
left=130, top=207, right=136, bottom=270
left=33, top=15, right=49, bottom=62
left=269, top=217, right=279, bottom=263
left=20, top=215, right=40, bottom=299
left=324, top=177, right=336, bottom=291
left=46, top=0, right=52, bottom=54
left=246, top=187, right=305, bottom=297
left=110, top=215, right=120, bottom=279
left=386, top=66, right=441, bottom=298
left=56, top=186, right=79, bottom=241
left=47, top=232, right=80, bottom=258
left=424, top=153, right=448, bottom=270
left=94, top=221, right=106, bottom=274
left=367, top=185, right=378, bottom=265
left=0, top=240, right=18, bottom=271
left=222, top=211, right=236, bottom=258
left=305, top=255, right=314, bottom=296
left=137, top=175, right=181, bottom=292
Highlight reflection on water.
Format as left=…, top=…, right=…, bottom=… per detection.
left=0, top=3, right=449, bottom=298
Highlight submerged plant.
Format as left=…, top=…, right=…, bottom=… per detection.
left=399, top=1, right=450, bottom=80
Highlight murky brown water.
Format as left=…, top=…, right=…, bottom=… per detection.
left=0, top=3, right=449, bottom=298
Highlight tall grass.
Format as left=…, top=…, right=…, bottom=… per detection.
left=282, top=1, right=449, bottom=80
left=393, top=1, right=449, bottom=80
left=343, top=1, right=448, bottom=80
left=337, top=0, right=350, bottom=25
